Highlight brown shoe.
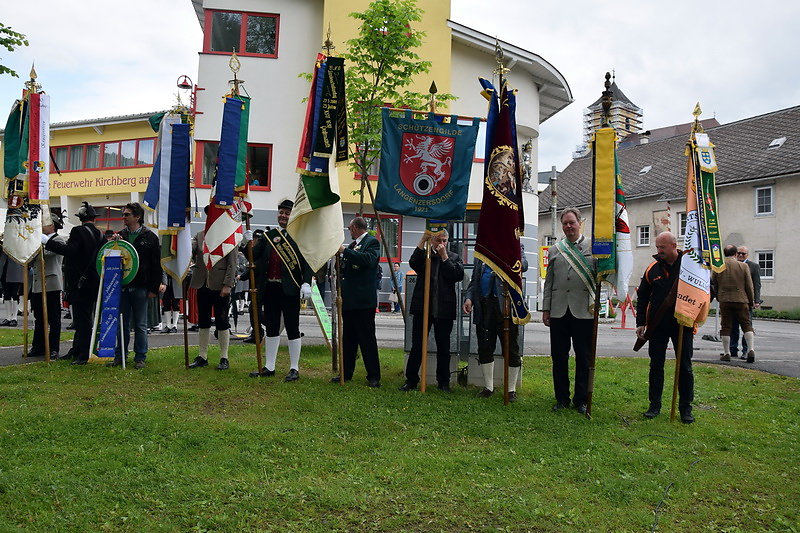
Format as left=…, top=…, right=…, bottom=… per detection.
left=476, top=387, right=494, bottom=398
left=719, top=353, right=731, bottom=362
left=746, top=350, right=755, bottom=363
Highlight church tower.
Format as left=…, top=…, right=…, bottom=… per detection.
left=576, top=77, right=642, bottom=157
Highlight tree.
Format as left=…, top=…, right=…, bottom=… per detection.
left=344, top=0, right=454, bottom=213
left=0, top=23, right=29, bottom=78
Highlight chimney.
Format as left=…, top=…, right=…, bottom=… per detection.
left=640, top=131, right=651, bottom=145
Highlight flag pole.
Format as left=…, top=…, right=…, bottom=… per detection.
left=22, top=265, right=29, bottom=357
left=329, top=259, right=338, bottom=372
left=670, top=326, right=685, bottom=422
left=335, top=253, right=344, bottom=385
left=182, top=277, right=190, bottom=369
left=420, top=236, right=431, bottom=393
left=244, top=216, right=263, bottom=374
left=502, top=281, right=511, bottom=406
left=39, top=248, right=50, bottom=362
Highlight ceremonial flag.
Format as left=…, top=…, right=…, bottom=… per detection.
left=143, top=114, right=193, bottom=282
left=473, top=78, right=530, bottom=325
left=675, top=131, right=717, bottom=327
left=375, top=109, right=479, bottom=220
left=593, top=128, right=633, bottom=298
left=94, top=250, right=123, bottom=361
left=203, top=199, right=243, bottom=269
left=694, top=132, right=724, bottom=273
left=3, top=200, right=43, bottom=264
left=287, top=54, right=347, bottom=272
left=27, top=92, right=50, bottom=203
left=215, top=96, right=250, bottom=207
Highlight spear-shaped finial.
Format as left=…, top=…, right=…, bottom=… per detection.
left=24, top=63, right=41, bottom=95
left=323, top=24, right=335, bottom=55
left=228, top=49, right=244, bottom=96
left=692, top=102, right=704, bottom=133
left=428, top=81, right=438, bottom=113
left=493, top=38, right=510, bottom=78
left=600, top=72, right=613, bottom=127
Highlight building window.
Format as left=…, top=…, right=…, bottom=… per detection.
left=637, top=225, right=650, bottom=247
left=756, top=250, right=774, bottom=279
left=677, top=212, right=687, bottom=237
left=204, top=10, right=279, bottom=58
left=754, top=185, right=774, bottom=216
left=94, top=206, right=126, bottom=232
left=195, top=141, right=272, bottom=190
left=51, top=138, right=155, bottom=172
left=353, top=144, right=380, bottom=180
left=544, top=235, right=557, bottom=246
left=364, top=214, right=401, bottom=262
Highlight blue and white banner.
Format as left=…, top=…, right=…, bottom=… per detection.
left=143, top=114, right=191, bottom=232
left=97, top=251, right=122, bottom=359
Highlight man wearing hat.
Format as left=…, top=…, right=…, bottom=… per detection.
left=30, top=210, right=66, bottom=359
left=43, top=201, right=104, bottom=364
left=249, top=199, right=313, bottom=381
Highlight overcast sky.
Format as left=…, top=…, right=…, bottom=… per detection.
left=2, top=0, right=799, bottom=172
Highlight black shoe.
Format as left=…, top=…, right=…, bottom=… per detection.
left=508, top=391, right=517, bottom=403
left=171, top=327, right=178, bottom=333
left=746, top=350, right=755, bottom=363
left=188, top=324, right=199, bottom=332
left=575, top=403, right=588, bottom=415
left=249, top=367, right=275, bottom=378
left=680, top=411, right=695, bottom=424
left=63, top=312, right=71, bottom=319
left=217, top=359, right=229, bottom=370
left=331, top=375, right=351, bottom=383
left=50, top=351, right=59, bottom=360
left=367, top=380, right=381, bottom=388
left=643, top=406, right=661, bottom=419
left=71, top=359, right=88, bottom=365
left=8, top=320, right=17, bottom=327
left=134, top=361, right=145, bottom=370
left=284, top=369, right=299, bottom=381
left=399, top=382, right=417, bottom=392
left=477, top=387, right=494, bottom=398
left=552, top=402, right=569, bottom=411
left=0, top=319, right=10, bottom=326
left=66, top=323, right=75, bottom=330
left=188, top=356, right=208, bottom=369
left=27, top=351, right=44, bottom=358
left=437, top=384, right=452, bottom=393
left=161, top=327, right=172, bottom=334
left=105, top=358, right=124, bottom=367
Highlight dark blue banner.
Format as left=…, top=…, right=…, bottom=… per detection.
left=97, top=253, right=122, bottom=359
left=375, top=109, right=479, bottom=220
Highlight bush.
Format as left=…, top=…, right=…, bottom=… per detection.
left=754, top=307, right=800, bottom=320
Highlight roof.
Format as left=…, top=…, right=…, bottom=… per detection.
left=448, top=20, right=573, bottom=124
left=1, top=111, right=161, bottom=136
left=588, top=81, right=637, bottom=109
left=539, top=104, right=800, bottom=213
left=619, top=118, right=720, bottom=148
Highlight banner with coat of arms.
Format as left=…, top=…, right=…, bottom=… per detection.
left=375, top=108, right=479, bottom=220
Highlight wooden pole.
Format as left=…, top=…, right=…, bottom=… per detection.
left=39, top=248, right=50, bottom=362
left=670, top=326, right=685, bottom=422
left=420, top=238, right=432, bottom=393
left=330, top=264, right=338, bottom=372
left=502, top=281, right=511, bottom=406
left=244, top=217, right=263, bottom=373
left=335, top=253, right=344, bottom=385
left=182, top=277, right=190, bottom=369
left=22, top=264, right=29, bottom=357
left=585, top=282, right=602, bottom=418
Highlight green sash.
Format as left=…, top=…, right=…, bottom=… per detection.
left=555, top=238, right=596, bottom=309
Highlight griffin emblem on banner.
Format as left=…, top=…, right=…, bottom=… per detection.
left=486, top=145, right=518, bottom=209
left=400, top=134, right=454, bottom=196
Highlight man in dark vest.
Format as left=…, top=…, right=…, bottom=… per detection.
left=332, top=216, right=381, bottom=387
left=400, top=229, right=464, bottom=392
left=43, top=201, right=104, bottom=365
left=249, top=199, right=312, bottom=381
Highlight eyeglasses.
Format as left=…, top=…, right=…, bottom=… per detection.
left=736, top=252, right=747, bottom=256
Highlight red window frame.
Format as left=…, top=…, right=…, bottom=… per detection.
left=363, top=213, right=402, bottom=263
left=202, top=9, right=280, bottom=58
left=94, top=206, right=126, bottom=232
left=193, top=140, right=273, bottom=191
left=53, top=138, right=156, bottom=172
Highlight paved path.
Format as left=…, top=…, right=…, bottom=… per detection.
left=2, top=312, right=798, bottom=378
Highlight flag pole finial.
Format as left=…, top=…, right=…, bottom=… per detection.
left=228, top=50, right=244, bottom=96
left=600, top=72, right=613, bottom=127
left=428, top=81, right=438, bottom=113
left=692, top=102, right=704, bottom=133
left=323, top=24, right=335, bottom=55
left=493, top=39, right=510, bottom=80
left=24, top=63, right=41, bottom=95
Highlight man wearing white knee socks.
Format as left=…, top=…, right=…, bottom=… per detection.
left=713, top=244, right=756, bottom=363
left=248, top=199, right=312, bottom=381
left=188, top=225, right=237, bottom=371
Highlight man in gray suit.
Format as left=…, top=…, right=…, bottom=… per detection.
left=188, top=225, right=238, bottom=370
left=542, top=207, right=596, bottom=414
left=31, top=210, right=66, bottom=359
left=730, top=246, right=761, bottom=359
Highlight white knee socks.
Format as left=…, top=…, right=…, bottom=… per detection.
left=219, top=329, right=230, bottom=360
left=508, top=366, right=520, bottom=393
left=198, top=328, right=211, bottom=359
left=744, top=331, right=755, bottom=353
left=481, top=362, right=494, bottom=391
left=171, top=311, right=180, bottom=329
left=288, top=337, right=301, bottom=371
left=721, top=335, right=731, bottom=355
left=265, top=336, right=280, bottom=372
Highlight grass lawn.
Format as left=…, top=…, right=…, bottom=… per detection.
left=0, top=328, right=74, bottom=347
left=0, top=344, right=797, bottom=532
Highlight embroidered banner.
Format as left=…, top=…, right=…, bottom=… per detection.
left=592, top=127, right=615, bottom=258
left=96, top=251, right=123, bottom=359
left=375, top=108, right=479, bottom=220
left=27, top=92, right=50, bottom=203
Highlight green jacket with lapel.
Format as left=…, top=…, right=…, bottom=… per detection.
left=341, top=232, right=380, bottom=311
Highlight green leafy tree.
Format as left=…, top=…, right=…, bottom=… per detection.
left=344, top=0, right=454, bottom=213
left=0, top=23, right=29, bottom=78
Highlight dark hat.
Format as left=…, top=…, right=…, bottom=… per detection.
left=76, top=201, right=97, bottom=220
left=50, top=208, right=64, bottom=230
left=278, top=199, right=294, bottom=211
